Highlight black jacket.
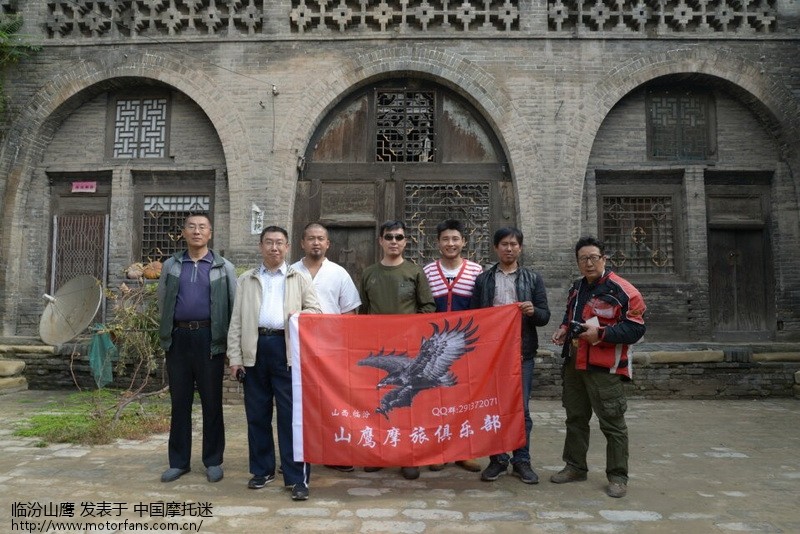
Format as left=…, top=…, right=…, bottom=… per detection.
left=470, top=264, right=550, bottom=359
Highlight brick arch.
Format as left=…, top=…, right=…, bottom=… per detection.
left=0, top=50, right=251, bottom=335
left=268, top=45, right=543, bottom=237
left=563, top=46, right=800, bottom=234
left=0, top=50, right=252, bottom=206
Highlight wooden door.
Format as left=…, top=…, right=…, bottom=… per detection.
left=708, top=228, right=769, bottom=338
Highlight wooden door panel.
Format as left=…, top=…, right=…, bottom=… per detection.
left=735, top=230, right=767, bottom=331
left=708, top=229, right=737, bottom=331
left=708, top=229, right=768, bottom=333
left=327, top=227, right=375, bottom=291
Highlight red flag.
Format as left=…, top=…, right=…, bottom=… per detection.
left=290, top=305, right=525, bottom=466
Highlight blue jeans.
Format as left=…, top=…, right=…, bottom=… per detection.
left=490, top=357, right=534, bottom=465
left=243, top=333, right=309, bottom=486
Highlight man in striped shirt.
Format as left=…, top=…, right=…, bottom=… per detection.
left=422, top=219, right=484, bottom=473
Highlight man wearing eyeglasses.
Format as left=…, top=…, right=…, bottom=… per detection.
left=550, top=236, right=646, bottom=499
left=227, top=226, right=321, bottom=501
left=157, top=214, right=237, bottom=485
left=359, top=220, right=436, bottom=480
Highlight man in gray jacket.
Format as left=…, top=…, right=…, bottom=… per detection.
left=157, top=213, right=236, bottom=484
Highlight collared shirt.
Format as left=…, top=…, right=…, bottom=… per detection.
left=173, top=251, right=213, bottom=322
left=290, top=258, right=361, bottom=314
left=493, top=268, right=518, bottom=306
left=258, top=262, right=286, bottom=329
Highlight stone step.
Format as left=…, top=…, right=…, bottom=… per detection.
left=0, top=376, right=28, bottom=394
left=0, top=345, right=55, bottom=355
left=0, top=359, right=26, bottom=377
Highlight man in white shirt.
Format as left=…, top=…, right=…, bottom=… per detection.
left=291, top=223, right=361, bottom=316
left=227, top=226, right=321, bottom=501
left=291, top=222, right=361, bottom=472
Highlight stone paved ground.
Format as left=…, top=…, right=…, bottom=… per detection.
left=1, top=391, right=799, bottom=533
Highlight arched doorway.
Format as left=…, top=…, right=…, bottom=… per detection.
left=293, top=78, right=514, bottom=286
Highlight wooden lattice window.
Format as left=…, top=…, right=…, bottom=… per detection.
left=109, top=95, right=170, bottom=159
left=403, top=183, right=491, bottom=266
left=140, top=194, right=211, bottom=262
left=646, top=89, right=716, bottom=161
left=376, top=90, right=435, bottom=162
left=596, top=176, right=683, bottom=276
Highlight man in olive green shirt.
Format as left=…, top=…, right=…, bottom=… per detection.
left=359, top=220, right=435, bottom=479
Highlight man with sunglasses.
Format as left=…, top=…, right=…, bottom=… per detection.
left=359, top=220, right=436, bottom=480
left=550, top=236, right=646, bottom=499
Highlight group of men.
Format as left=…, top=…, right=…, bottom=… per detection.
left=157, top=214, right=646, bottom=502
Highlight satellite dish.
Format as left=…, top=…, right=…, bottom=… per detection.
left=39, top=275, right=103, bottom=345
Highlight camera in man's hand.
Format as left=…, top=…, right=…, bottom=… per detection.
left=235, top=368, right=246, bottom=383
left=569, top=320, right=587, bottom=338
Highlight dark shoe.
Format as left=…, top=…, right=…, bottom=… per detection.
left=511, top=462, right=539, bottom=484
left=364, top=466, right=383, bottom=472
left=606, top=481, right=627, bottom=498
left=455, top=459, right=482, bottom=472
left=291, top=483, right=310, bottom=501
left=401, top=466, right=420, bottom=480
left=248, top=474, right=275, bottom=489
left=325, top=465, right=355, bottom=472
left=206, top=465, right=223, bottom=483
left=160, top=467, right=190, bottom=483
left=550, top=465, right=588, bottom=484
left=480, top=460, right=508, bottom=481
left=429, top=463, right=446, bottom=471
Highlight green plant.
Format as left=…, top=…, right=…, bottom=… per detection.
left=103, top=281, right=164, bottom=388
left=0, top=13, right=41, bottom=115
left=13, top=390, right=170, bottom=446
left=101, top=280, right=167, bottom=423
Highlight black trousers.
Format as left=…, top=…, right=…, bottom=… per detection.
left=166, top=326, right=225, bottom=469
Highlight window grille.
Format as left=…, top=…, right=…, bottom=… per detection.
left=113, top=98, right=168, bottom=159
left=403, top=183, right=491, bottom=266
left=376, top=91, right=435, bottom=162
left=647, top=91, right=714, bottom=160
left=52, top=213, right=107, bottom=292
left=141, top=195, right=210, bottom=262
left=601, top=195, right=675, bottom=274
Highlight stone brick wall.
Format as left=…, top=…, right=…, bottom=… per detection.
left=0, top=1, right=798, bottom=345
left=8, top=341, right=800, bottom=403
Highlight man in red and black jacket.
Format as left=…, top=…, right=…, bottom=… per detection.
left=550, top=236, right=646, bottom=499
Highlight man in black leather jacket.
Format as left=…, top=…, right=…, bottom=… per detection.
left=470, top=227, right=550, bottom=485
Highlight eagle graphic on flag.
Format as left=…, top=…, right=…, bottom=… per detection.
left=357, top=319, right=478, bottom=419
left=290, top=305, right=525, bottom=467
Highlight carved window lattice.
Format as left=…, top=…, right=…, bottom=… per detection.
left=376, top=91, right=435, bottom=162
left=113, top=98, right=168, bottom=159
left=601, top=195, right=675, bottom=274
left=53, top=214, right=107, bottom=291
left=141, top=195, right=210, bottom=262
left=647, top=91, right=713, bottom=160
left=45, top=0, right=266, bottom=39
left=291, top=0, right=520, bottom=33
left=403, top=183, right=491, bottom=266
left=548, top=0, right=776, bottom=33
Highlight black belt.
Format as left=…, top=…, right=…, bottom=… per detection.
left=175, top=320, right=210, bottom=330
left=258, top=327, right=284, bottom=336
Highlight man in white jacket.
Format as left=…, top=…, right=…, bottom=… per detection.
left=227, top=225, right=321, bottom=501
